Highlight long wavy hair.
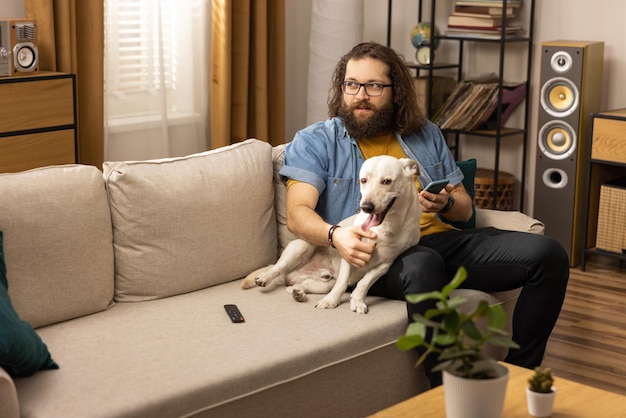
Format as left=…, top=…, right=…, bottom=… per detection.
left=328, top=42, right=427, bottom=136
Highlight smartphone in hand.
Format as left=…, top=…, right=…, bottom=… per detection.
left=423, top=179, right=449, bottom=194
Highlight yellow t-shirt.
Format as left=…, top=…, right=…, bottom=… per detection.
left=357, top=133, right=456, bottom=236
left=286, top=132, right=456, bottom=236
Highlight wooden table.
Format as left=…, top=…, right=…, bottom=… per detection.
left=370, top=363, right=626, bottom=417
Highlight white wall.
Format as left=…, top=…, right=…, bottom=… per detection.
left=286, top=0, right=626, bottom=214
left=0, top=0, right=23, bottom=16
left=4, top=0, right=625, bottom=213
left=285, top=0, right=313, bottom=142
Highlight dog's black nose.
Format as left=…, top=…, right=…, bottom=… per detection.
left=361, top=201, right=375, bottom=213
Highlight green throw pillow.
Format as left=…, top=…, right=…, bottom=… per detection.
left=0, top=231, right=59, bottom=377
left=444, top=158, right=476, bottom=230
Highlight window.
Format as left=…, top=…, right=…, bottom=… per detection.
left=104, top=0, right=202, bottom=122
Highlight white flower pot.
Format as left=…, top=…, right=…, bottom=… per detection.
left=442, top=361, right=509, bottom=418
left=526, top=386, right=557, bottom=417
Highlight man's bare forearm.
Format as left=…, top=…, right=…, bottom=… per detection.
left=286, top=203, right=332, bottom=247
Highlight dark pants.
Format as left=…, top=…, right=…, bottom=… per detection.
left=368, top=227, right=570, bottom=386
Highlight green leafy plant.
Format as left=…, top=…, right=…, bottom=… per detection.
left=396, top=266, right=519, bottom=379
left=528, top=367, right=555, bottom=393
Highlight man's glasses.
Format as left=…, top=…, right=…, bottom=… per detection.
left=341, top=81, right=392, bottom=97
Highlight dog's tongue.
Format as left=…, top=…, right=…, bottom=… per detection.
left=361, top=213, right=383, bottom=231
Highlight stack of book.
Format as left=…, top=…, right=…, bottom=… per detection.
left=432, top=74, right=526, bottom=131
left=446, top=0, right=523, bottom=38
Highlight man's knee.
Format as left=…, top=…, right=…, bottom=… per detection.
left=396, top=246, right=447, bottom=294
left=537, top=236, right=568, bottom=268
left=528, top=235, right=570, bottom=288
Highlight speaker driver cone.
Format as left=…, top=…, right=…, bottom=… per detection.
left=12, top=42, right=38, bottom=71
left=550, top=50, right=573, bottom=74
left=540, top=77, right=580, bottom=118
left=538, top=120, right=577, bottom=160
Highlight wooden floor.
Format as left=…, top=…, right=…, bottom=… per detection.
left=541, top=254, right=626, bottom=395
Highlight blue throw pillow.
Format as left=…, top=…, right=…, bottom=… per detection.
left=445, top=158, right=476, bottom=230
left=0, top=231, right=59, bottom=377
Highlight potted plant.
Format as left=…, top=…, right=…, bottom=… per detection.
left=526, top=367, right=556, bottom=417
left=396, top=266, right=519, bottom=418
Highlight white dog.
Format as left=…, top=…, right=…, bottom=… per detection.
left=241, top=155, right=422, bottom=314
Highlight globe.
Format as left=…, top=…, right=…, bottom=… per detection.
left=410, top=22, right=439, bottom=50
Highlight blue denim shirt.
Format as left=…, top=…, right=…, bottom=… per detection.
left=279, top=117, right=463, bottom=225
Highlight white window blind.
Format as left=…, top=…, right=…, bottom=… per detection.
left=105, top=0, right=193, bottom=120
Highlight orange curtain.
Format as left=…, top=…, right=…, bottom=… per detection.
left=210, top=0, right=285, bottom=148
left=25, top=0, right=104, bottom=168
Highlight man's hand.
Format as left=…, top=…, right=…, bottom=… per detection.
left=419, top=184, right=453, bottom=213
left=419, top=183, right=473, bottom=222
left=331, top=225, right=377, bottom=268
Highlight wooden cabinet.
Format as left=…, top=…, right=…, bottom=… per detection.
left=581, top=109, right=626, bottom=270
left=0, top=72, right=76, bottom=173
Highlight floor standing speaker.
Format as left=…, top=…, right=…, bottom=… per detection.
left=534, top=41, right=604, bottom=266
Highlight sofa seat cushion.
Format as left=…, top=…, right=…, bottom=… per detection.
left=14, top=280, right=419, bottom=418
left=0, top=165, right=115, bottom=328
left=14, top=277, right=518, bottom=418
left=103, top=139, right=277, bottom=302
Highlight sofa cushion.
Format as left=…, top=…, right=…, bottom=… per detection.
left=104, top=139, right=277, bottom=302
left=272, top=145, right=299, bottom=253
left=14, top=280, right=423, bottom=418
left=0, top=231, right=58, bottom=377
left=0, top=165, right=115, bottom=328
left=13, top=279, right=516, bottom=418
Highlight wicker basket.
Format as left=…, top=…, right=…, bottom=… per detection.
left=596, top=178, right=626, bottom=254
left=473, top=168, right=515, bottom=210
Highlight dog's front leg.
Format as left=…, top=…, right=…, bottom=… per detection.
left=315, top=259, right=351, bottom=309
left=349, top=262, right=392, bottom=314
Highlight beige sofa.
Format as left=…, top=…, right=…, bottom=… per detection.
left=0, top=139, right=543, bottom=418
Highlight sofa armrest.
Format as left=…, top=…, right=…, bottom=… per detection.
left=0, top=368, right=20, bottom=418
left=475, top=208, right=545, bottom=235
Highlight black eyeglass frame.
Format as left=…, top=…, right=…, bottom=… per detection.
left=341, top=81, right=393, bottom=97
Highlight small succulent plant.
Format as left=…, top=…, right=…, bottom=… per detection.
left=528, top=367, right=555, bottom=393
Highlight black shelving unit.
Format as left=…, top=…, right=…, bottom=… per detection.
left=387, top=0, right=535, bottom=211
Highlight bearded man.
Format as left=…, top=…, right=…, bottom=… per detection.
left=279, top=42, right=569, bottom=387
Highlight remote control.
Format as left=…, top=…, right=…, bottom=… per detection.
left=224, top=304, right=245, bottom=323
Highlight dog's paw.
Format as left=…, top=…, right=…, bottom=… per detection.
left=315, top=296, right=339, bottom=310
left=242, top=265, right=272, bottom=289
left=288, top=286, right=307, bottom=302
left=240, top=276, right=258, bottom=289
left=350, top=299, right=369, bottom=314
left=255, top=272, right=273, bottom=287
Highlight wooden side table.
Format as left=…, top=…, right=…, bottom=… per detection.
left=580, top=109, right=626, bottom=270
left=0, top=71, right=77, bottom=173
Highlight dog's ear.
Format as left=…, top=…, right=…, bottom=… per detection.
left=400, top=158, right=419, bottom=177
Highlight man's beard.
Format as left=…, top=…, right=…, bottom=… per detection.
left=338, top=101, right=394, bottom=139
